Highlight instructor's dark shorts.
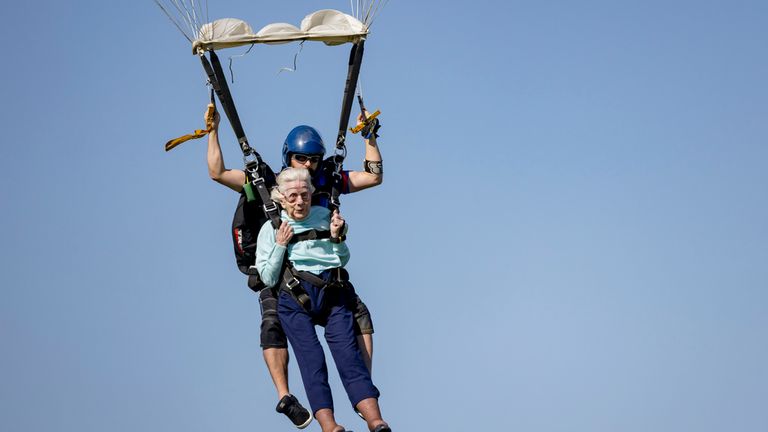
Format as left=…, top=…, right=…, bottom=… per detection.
left=259, top=284, right=373, bottom=349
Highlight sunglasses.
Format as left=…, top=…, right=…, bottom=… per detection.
left=292, top=154, right=322, bottom=164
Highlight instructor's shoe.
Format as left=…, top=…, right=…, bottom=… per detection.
left=372, top=425, right=391, bottom=432
left=276, top=394, right=312, bottom=429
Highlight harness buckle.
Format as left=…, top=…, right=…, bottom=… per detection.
left=286, top=277, right=301, bottom=290
left=263, top=200, right=278, bottom=214
left=251, top=175, right=265, bottom=187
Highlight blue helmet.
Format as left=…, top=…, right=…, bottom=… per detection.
left=282, top=125, right=326, bottom=168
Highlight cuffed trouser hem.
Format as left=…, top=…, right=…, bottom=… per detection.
left=346, top=382, right=381, bottom=408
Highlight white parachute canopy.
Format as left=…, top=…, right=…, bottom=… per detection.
left=192, top=10, right=367, bottom=53
left=155, top=1, right=387, bottom=53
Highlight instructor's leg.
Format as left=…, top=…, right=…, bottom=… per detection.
left=352, top=291, right=375, bottom=373
left=263, top=347, right=289, bottom=398
left=261, top=288, right=312, bottom=428
left=357, top=334, right=373, bottom=374
left=260, top=288, right=292, bottom=398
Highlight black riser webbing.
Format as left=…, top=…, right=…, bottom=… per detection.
left=200, top=50, right=280, bottom=228
left=330, top=40, right=366, bottom=211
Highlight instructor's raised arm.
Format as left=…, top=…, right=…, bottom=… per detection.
left=347, top=111, right=384, bottom=193
left=206, top=107, right=246, bottom=192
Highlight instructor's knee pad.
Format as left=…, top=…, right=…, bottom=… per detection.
left=259, top=288, right=288, bottom=348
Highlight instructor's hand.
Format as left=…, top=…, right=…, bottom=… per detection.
left=205, top=105, right=220, bottom=130
left=276, top=221, right=294, bottom=246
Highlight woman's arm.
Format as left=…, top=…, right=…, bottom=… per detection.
left=255, top=221, right=292, bottom=287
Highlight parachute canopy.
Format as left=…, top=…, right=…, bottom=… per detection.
left=192, top=9, right=368, bottom=53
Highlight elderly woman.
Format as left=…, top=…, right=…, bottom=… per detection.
left=255, top=167, right=391, bottom=432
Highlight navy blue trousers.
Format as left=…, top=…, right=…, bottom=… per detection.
left=277, top=270, right=379, bottom=414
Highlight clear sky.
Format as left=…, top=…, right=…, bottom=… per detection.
left=2, top=1, right=767, bottom=431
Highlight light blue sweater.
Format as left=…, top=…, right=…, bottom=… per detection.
left=255, top=206, right=350, bottom=288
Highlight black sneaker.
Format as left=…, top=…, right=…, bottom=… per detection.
left=275, top=394, right=312, bottom=429
left=372, top=425, right=391, bottom=432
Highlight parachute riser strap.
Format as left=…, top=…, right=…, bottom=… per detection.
left=331, top=40, right=366, bottom=210
left=335, top=40, right=365, bottom=151
left=199, top=50, right=257, bottom=159
left=200, top=50, right=278, bottom=227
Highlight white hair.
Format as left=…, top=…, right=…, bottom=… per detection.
left=270, top=167, right=315, bottom=202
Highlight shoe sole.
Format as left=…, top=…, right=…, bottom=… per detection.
left=295, top=412, right=313, bottom=429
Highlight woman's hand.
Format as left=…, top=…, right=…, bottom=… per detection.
left=330, top=210, right=346, bottom=239
left=276, top=221, right=294, bottom=246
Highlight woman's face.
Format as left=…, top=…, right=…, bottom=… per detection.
left=280, top=180, right=312, bottom=220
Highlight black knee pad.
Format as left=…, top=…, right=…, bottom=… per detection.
left=259, top=288, right=288, bottom=348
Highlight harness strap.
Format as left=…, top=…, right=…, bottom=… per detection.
left=281, top=269, right=313, bottom=312
left=288, top=229, right=332, bottom=244
left=243, top=162, right=281, bottom=228
left=280, top=266, right=348, bottom=312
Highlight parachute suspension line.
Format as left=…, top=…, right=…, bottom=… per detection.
left=350, top=0, right=388, bottom=28
left=154, top=0, right=193, bottom=42
left=170, top=0, right=200, bottom=40
left=153, top=0, right=210, bottom=42
left=365, top=0, right=389, bottom=28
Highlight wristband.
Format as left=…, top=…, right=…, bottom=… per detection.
left=364, top=160, right=383, bottom=175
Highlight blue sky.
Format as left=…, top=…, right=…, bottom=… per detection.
left=2, top=1, right=767, bottom=431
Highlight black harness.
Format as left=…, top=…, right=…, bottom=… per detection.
left=280, top=265, right=350, bottom=313
left=277, top=229, right=348, bottom=312
left=199, top=41, right=366, bottom=294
